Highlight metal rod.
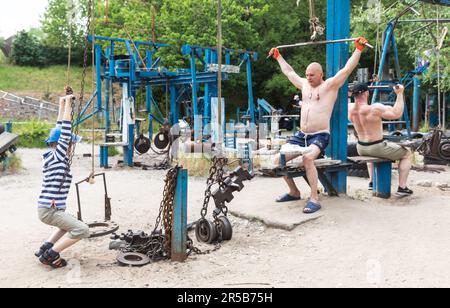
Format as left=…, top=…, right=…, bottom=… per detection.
left=275, top=38, right=374, bottom=50
left=398, top=19, right=450, bottom=23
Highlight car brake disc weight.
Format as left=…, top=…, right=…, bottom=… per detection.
left=195, top=218, right=218, bottom=244
left=154, top=132, right=170, bottom=150
left=134, top=134, right=151, bottom=154
left=117, top=252, right=151, bottom=267
left=218, top=216, right=233, bottom=241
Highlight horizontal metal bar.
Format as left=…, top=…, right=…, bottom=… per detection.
left=398, top=19, right=450, bottom=23
left=276, top=38, right=374, bottom=50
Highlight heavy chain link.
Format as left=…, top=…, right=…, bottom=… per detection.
left=120, top=166, right=179, bottom=261
left=200, top=157, right=228, bottom=219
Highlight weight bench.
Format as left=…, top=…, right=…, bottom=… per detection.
left=348, top=156, right=393, bottom=198
left=0, top=132, right=19, bottom=161
left=275, top=155, right=351, bottom=197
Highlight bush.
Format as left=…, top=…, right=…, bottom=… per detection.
left=14, top=121, right=54, bottom=149
left=11, top=31, right=45, bottom=67
left=10, top=30, right=86, bottom=67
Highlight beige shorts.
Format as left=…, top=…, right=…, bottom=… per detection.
left=38, top=208, right=90, bottom=240
left=357, top=141, right=409, bottom=161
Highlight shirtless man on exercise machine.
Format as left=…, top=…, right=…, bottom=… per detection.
left=268, top=37, right=368, bottom=214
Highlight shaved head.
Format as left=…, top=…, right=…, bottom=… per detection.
left=306, top=62, right=324, bottom=87
left=307, top=62, right=323, bottom=73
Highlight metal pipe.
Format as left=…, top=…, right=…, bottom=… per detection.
left=275, top=38, right=374, bottom=50
left=368, top=85, right=401, bottom=89
left=398, top=19, right=450, bottom=23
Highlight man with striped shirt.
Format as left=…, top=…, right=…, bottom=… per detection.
left=36, top=93, right=89, bottom=269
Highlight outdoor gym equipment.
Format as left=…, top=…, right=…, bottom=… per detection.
left=195, top=161, right=254, bottom=244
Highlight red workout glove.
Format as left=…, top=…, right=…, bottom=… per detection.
left=269, top=48, right=281, bottom=60
left=355, top=37, right=368, bottom=52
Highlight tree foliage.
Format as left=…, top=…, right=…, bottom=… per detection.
left=36, top=0, right=449, bottom=104
left=11, top=31, right=45, bottom=66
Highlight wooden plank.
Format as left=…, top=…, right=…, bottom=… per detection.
left=287, top=159, right=342, bottom=169
left=348, top=156, right=392, bottom=163
left=0, top=132, right=19, bottom=153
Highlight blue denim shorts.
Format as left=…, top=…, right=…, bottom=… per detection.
left=288, top=131, right=330, bottom=154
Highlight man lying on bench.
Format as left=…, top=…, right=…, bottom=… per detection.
left=268, top=37, right=368, bottom=213
left=348, top=83, right=413, bottom=197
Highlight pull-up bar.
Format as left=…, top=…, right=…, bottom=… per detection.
left=398, top=18, right=450, bottom=23
left=267, top=38, right=373, bottom=59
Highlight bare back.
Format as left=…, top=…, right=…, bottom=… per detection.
left=300, top=83, right=339, bottom=133
left=348, top=103, right=384, bottom=142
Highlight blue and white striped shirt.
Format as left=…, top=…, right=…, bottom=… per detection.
left=38, top=121, right=73, bottom=209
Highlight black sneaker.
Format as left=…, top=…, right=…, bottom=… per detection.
left=39, top=250, right=67, bottom=269
left=396, top=186, right=413, bottom=197
left=368, top=182, right=373, bottom=191
left=34, top=242, right=53, bottom=258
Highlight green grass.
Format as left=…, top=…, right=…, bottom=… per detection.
left=0, top=64, right=95, bottom=96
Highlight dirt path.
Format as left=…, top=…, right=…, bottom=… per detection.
left=1, top=145, right=449, bottom=288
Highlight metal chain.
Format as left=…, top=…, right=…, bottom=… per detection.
left=121, top=166, right=179, bottom=262
left=59, top=0, right=93, bottom=192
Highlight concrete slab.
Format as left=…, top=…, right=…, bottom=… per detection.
left=228, top=175, right=325, bottom=231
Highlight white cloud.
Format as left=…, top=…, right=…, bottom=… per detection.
left=0, top=0, right=48, bottom=38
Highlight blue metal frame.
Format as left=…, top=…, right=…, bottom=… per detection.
left=371, top=18, right=431, bottom=135
left=82, top=35, right=256, bottom=167
left=326, top=0, right=350, bottom=194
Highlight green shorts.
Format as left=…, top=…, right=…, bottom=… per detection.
left=38, top=208, right=90, bottom=240
left=357, top=140, right=409, bottom=161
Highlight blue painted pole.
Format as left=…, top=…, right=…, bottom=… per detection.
left=413, top=77, right=421, bottom=131
left=190, top=51, right=200, bottom=140
left=372, top=23, right=394, bottom=104
left=326, top=0, right=349, bottom=194
left=95, top=44, right=103, bottom=112
left=6, top=122, right=12, bottom=133
left=126, top=124, right=134, bottom=167
left=170, top=85, right=178, bottom=125
left=373, top=162, right=392, bottom=198
left=246, top=54, right=256, bottom=124
left=172, top=168, right=188, bottom=262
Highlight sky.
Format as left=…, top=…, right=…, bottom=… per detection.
left=0, top=0, right=48, bottom=38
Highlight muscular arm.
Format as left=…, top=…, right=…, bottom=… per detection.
left=371, top=91, right=405, bottom=120
left=276, top=56, right=306, bottom=90
left=326, top=50, right=362, bottom=89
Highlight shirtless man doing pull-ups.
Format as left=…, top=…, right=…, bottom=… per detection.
left=268, top=37, right=368, bottom=214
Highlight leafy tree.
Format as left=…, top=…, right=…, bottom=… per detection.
left=41, top=0, right=88, bottom=49
left=351, top=0, right=450, bottom=92
left=11, top=31, right=45, bottom=66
